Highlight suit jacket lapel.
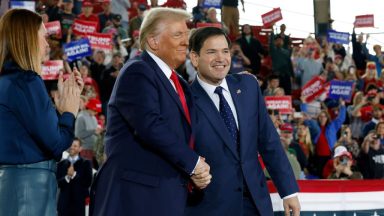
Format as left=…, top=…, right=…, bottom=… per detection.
left=192, top=80, right=240, bottom=160
left=141, top=51, right=188, bottom=123
left=227, top=76, right=248, bottom=159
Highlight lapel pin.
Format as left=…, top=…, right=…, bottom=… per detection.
left=236, top=89, right=241, bottom=94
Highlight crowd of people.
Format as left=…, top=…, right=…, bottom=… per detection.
left=1, top=0, right=384, bottom=215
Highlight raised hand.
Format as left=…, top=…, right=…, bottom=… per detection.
left=56, top=72, right=81, bottom=116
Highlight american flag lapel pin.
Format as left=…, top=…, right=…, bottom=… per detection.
left=237, top=89, right=241, bottom=94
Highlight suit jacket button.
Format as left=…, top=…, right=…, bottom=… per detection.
left=237, top=187, right=242, bottom=192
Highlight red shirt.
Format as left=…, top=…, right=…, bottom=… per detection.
left=316, top=126, right=331, bottom=156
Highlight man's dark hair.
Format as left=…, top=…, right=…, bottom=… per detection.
left=73, top=137, right=82, bottom=146
left=267, top=74, right=279, bottom=81
left=189, top=27, right=231, bottom=54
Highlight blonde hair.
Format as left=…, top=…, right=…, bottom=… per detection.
left=298, top=123, right=314, bottom=154
left=352, top=91, right=363, bottom=106
left=139, top=7, right=191, bottom=50
left=0, top=9, right=43, bottom=74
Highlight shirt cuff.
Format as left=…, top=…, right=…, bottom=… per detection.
left=71, top=171, right=77, bottom=179
left=65, top=175, right=71, bottom=183
left=190, top=157, right=200, bottom=175
left=282, top=193, right=298, bottom=200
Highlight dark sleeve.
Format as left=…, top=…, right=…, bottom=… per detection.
left=57, top=161, right=69, bottom=188
left=73, top=160, right=93, bottom=188
left=256, top=40, right=266, bottom=56
left=113, top=63, right=199, bottom=175
left=252, top=77, right=299, bottom=197
left=14, top=76, right=75, bottom=159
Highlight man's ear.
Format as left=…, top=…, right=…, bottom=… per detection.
left=147, top=36, right=159, bottom=50
left=189, top=51, right=199, bottom=68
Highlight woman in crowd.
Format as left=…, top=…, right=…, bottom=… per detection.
left=305, top=100, right=346, bottom=178
left=0, top=9, right=83, bottom=215
left=347, top=91, right=366, bottom=141
left=335, top=125, right=360, bottom=159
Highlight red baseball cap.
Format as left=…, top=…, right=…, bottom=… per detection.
left=279, top=123, right=293, bottom=133
left=86, top=98, right=102, bottom=113
left=83, top=1, right=93, bottom=7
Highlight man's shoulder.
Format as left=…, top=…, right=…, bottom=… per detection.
left=227, top=73, right=259, bottom=88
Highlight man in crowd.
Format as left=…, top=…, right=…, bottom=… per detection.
left=186, top=26, right=300, bottom=216
left=57, top=138, right=93, bottom=216
left=221, top=0, right=244, bottom=39
left=91, top=8, right=211, bottom=216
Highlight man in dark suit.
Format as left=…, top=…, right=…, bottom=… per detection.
left=57, top=138, right=93, bottom=216
left=91, top=7, right=211, bottom=216
left=186, top=27, right=300, bottom=216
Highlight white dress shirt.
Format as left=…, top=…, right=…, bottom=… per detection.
left=196, top=75, right=239, bottom=128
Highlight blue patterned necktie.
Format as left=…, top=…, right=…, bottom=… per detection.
left=214, top=86, right=239, bottom=147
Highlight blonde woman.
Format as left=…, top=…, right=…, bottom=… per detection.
left=347, top=91, right=365, bottom=140
left=0, top=9, right=83, bottom=215
left=296, top=123, right=314, bottom=159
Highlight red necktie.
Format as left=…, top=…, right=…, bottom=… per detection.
left=170, top=71, right=191, bottom=125
left=170, top=71, right=194, bottom=150
left=170, top=71, right=195, bottom=192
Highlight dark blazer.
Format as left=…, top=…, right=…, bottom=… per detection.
left=236, top=36, right=265, bottom=74
left=91, top=51, right=199, bottom=216
left=57, top=157, right=93, bottom=216
left=185, top=74, right=299, bottom=216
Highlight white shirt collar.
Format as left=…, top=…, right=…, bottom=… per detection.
left=69, top=155, right=79, bottom=163
left=147, top=50, right=173, bottom=79
left=196, top=74, right=229, bottom=96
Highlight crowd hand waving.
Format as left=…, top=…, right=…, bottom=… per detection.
left=56, top=71, right=81, bottom=116
left=191, top=157, right=212, bottom=189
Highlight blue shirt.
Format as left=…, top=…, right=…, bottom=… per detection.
left=0, top=61, right=75, bottom=164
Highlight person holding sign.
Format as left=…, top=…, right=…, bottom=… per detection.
left=186, top=27, right=300, bottom=216
left=91, top=8, right=211, bottom=216
left=0, top=9, right=83, bottom=216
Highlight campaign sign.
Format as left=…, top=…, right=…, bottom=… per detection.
left=10, top=1, right=35, bottom=11
left=45, top=21, right=62, bottom=37
left=63, top=39, right=92, bottom=62
left=202, top=0, right=221, bottom=9
left=86, top=32, right=113, bottom=51
left=328, top=80, right=354, bottom=102
left=72, top=19, right=98, bottom=36
left=265, top=96, right=292, bottom=114
left=261, top=8, right=283, bottom=28
left=196, top=22, right=222, bottom=28
left=327, top=30, right=350, bottom=45
left=301, top=76, right=326, bottom=103
left=355, top=14, right=374, bottom=28
left=41, top=60, right=64, bottom=80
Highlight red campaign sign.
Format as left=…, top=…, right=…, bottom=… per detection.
left=86, top=32, right=113, bottom=51
left=264, top=96, right=292, bottom=114
left=261, top=8, right=283, bottom=27
left=301, top=76, right=326, bottom=103
left=41, top=60, right=64, bottom=80
left=72, top=19, right=98, bottom=36
left=44, top=21, right=62, bottom=37
left=196, top=22, right=222, bottom=29
left=354, top=14, right=374, bottom=28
